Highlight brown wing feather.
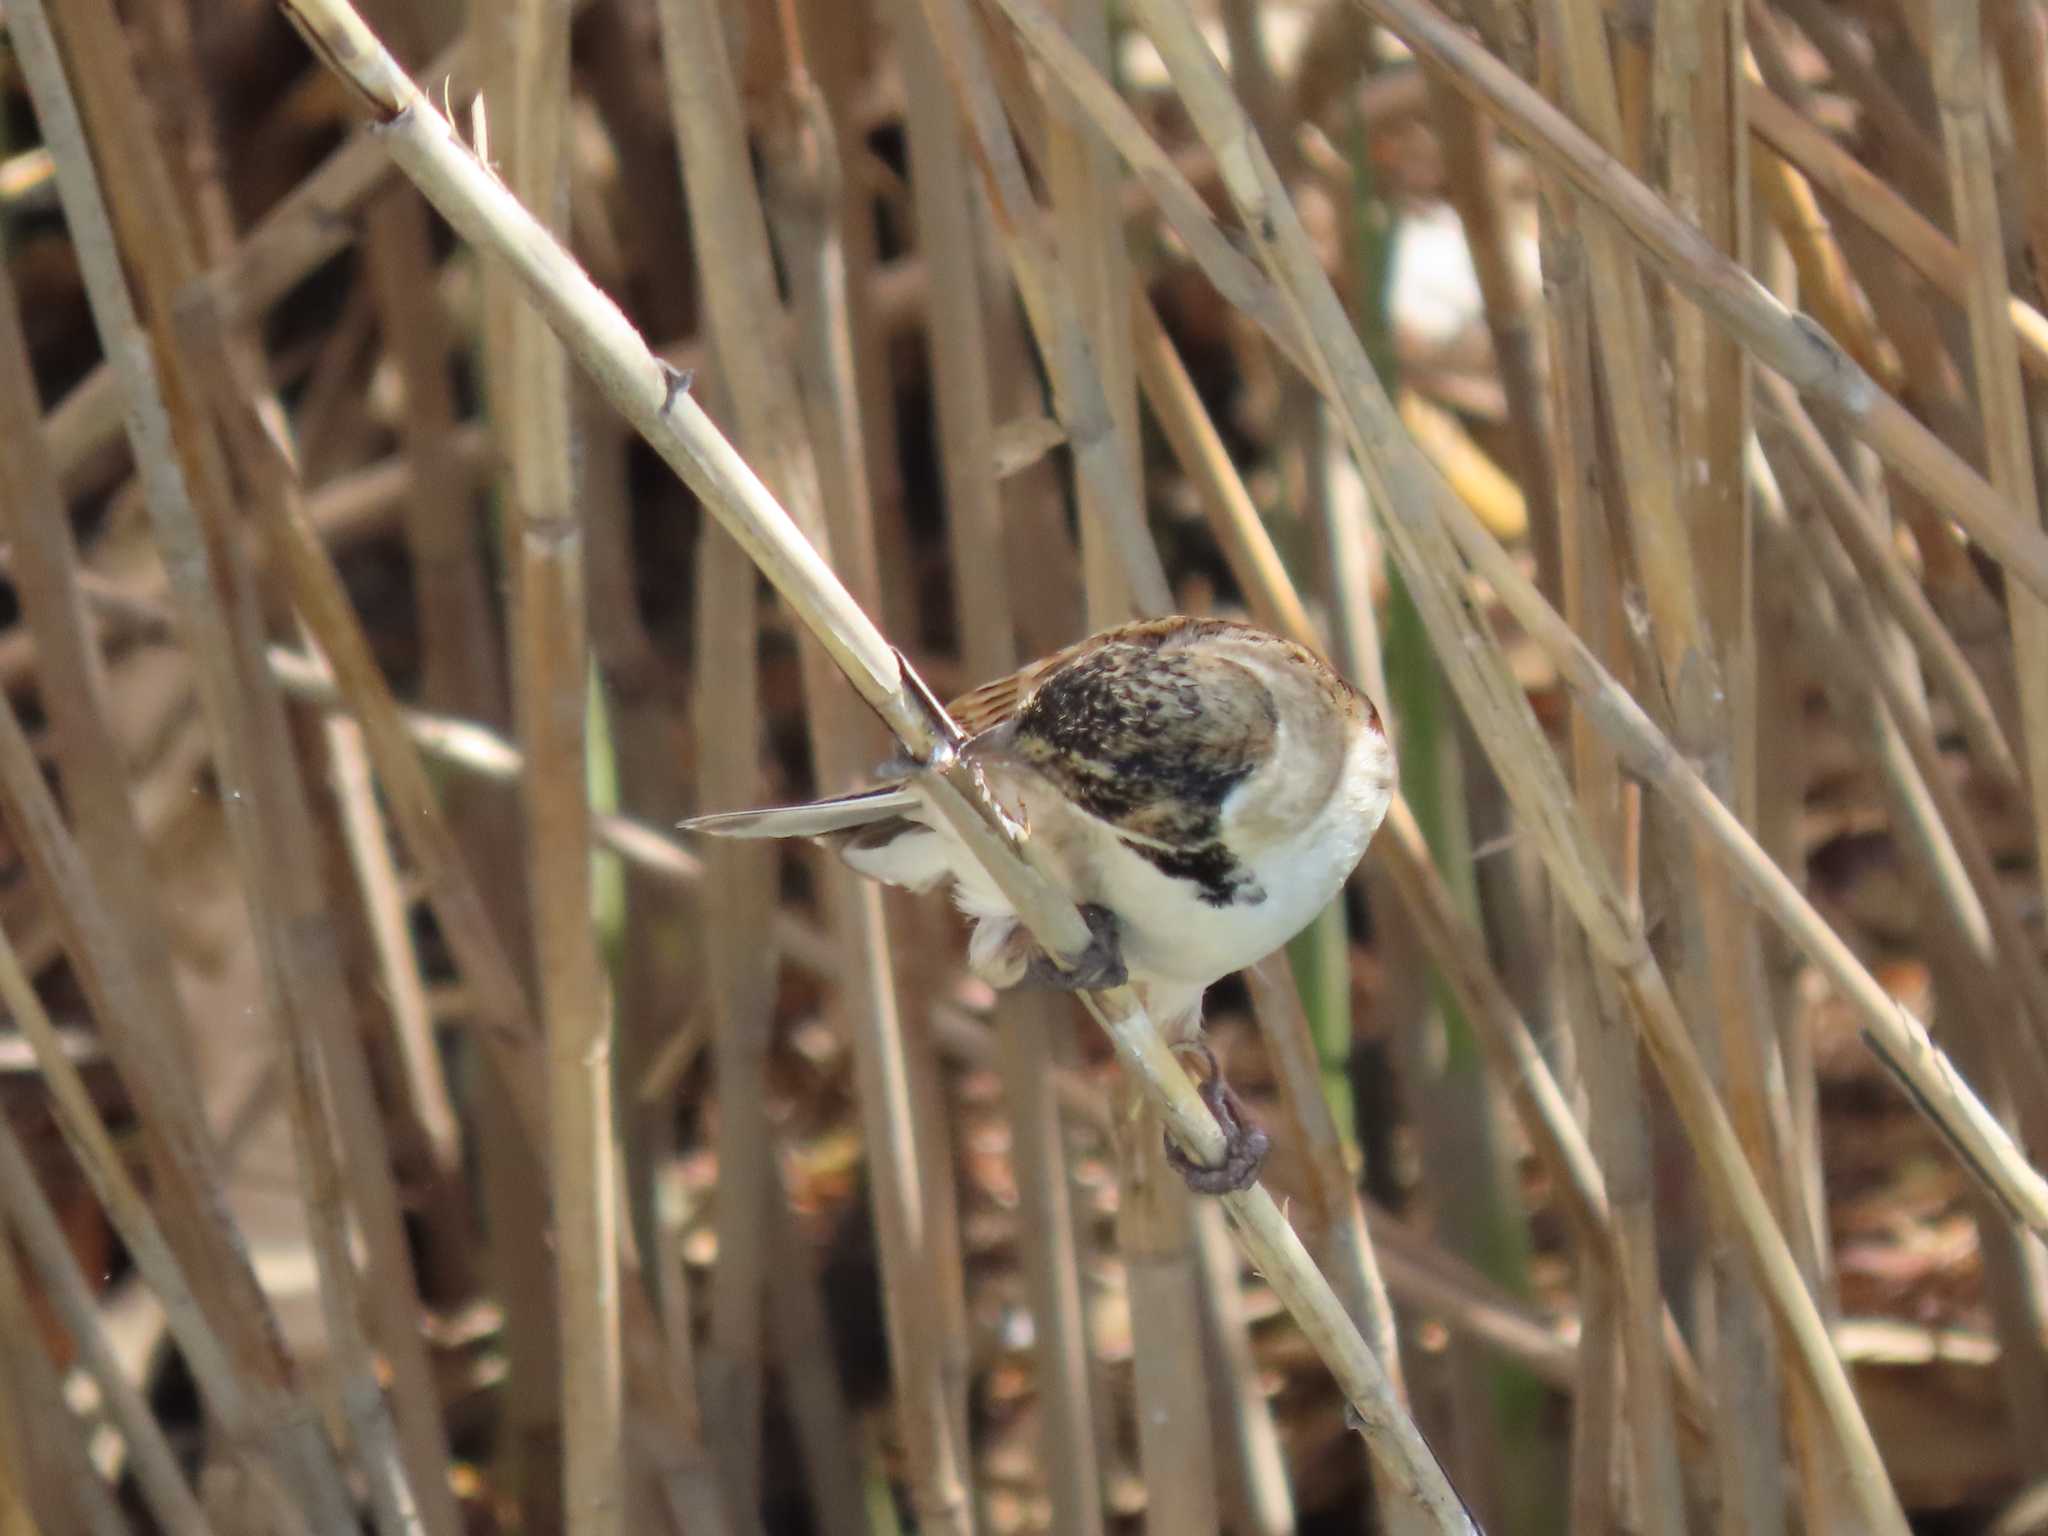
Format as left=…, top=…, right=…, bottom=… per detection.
left=944, top=640, right=1076, bottom=737
left=943, top=618, right=1201, bottom=739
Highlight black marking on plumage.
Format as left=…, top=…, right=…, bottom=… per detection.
left=1119, top=838, right=1266, bottom=908
left=1007, top=633, right=1277, bottom=907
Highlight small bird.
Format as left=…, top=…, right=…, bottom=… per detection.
left=680, top=615, right=1396, bottom=1191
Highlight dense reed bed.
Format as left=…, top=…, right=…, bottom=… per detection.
left=1, top=1, right=2046, bottom=1533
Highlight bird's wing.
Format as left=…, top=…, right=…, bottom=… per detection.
left=943, top=641, right=1081, bottom=738
left=943, top=619, right=1197, bottom=739
left=997, top=638, right=1277, bottom=845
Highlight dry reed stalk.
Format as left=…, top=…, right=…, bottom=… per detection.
left=1123, top=4, right=1923, bottom=1529
left=1748, top=137, right=1897, bottom=385
left=252, top=643, right=840, bottom=972
left=1114, top=1119, right=1225, bottom=1536
left=1130, top=287, right=1645, bottom=1388
left=1769, top=0, right=1948, bottom=218
left=1550, top=929, right=1627, bottom=1532
left=1539, top=5, right=1688, bottom=687
left=653, top=1, right=974, bottom=1527
left=1755, top=377, right=2022, bottom=793
left=146, top=275, right=459, bottom=1536
left=579, top=386, right=695, bottom=1438
left=1425, top=78, right=1561, bottom=591
left=1739, top=83, right=2048, bottom=381
left=1132, top=301, right=1319, bottom=641
left=1136, top=241, right=1419, bottom=1502
left=993, top=996, right=1110, bottom=1536
left=1044, top=0, right=1145, bottom=631
left=9, top=23, right=401, bottom=1533
left=891, top=9, right=1106, bottom=1528
left=910, top=0, right=1172, bottom=617
left=494, top=1, right=628, bottom=1528
left=1930, top=0, right=2048, bottom=1073
left=793, top=0, right=919, bottom=638
left=1018, top=0, right=1220, bottom=1515
left=0, top=1241, right=130, bottom=1536
left=1269, top=11, right=2048, bottom=1251
left=0, top=911, right=338, bottom=1535
left=0, top=1113, right=211, bottom=1536
left=1191, top=1197, right=1296, bottom=1536
left=1759, top=418, right=2048, bottom=1084
left=767, top=20, right=979, bottom=1469
left=267, top=8, right=1485, bottom=1522
left=1537, top=132, right=1691, bottom=1535
left=1644, top=3, right=1796, bottom=1522
left=1755, top=462, right=2048, bottom=1455
left=764, top=1200, right=868, bottom=1536
left=320, top=711, right=478, bottom=1301
left=1362, top=0, right=2048, bottom=603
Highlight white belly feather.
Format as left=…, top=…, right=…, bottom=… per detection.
left=845, top=701, right=1395, bottom=1031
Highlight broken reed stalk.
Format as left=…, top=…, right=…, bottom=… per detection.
left=271, top=3, right=1472, bottom=1526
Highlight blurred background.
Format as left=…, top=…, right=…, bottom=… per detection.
left=0, top=0, right=2044, bottom=1533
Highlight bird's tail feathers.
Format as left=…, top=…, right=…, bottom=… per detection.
left=677, top=785, right=922, bottom=841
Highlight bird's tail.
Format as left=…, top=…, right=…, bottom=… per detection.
left=676, top=784, right=923, bottom=841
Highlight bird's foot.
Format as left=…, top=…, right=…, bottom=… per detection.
left=1020, top=903, right=1128, bottom=991
left=1163, top=1042, right=1270, bottom=1195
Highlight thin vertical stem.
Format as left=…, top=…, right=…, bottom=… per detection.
left=500, top=2, right=624, bottom=1530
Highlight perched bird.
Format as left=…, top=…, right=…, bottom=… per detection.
left=680, top=615, right=1396, bottom=1190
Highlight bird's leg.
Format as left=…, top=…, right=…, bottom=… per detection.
left=1018, top=903, right=1128, bottom=991
left=1163, top=1042, right=1270, bottom=1195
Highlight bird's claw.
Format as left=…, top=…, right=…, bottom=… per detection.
left=1163, top=1043, right=1270, bottom=1195
left=1021, top=903, right=1127, bottom=991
